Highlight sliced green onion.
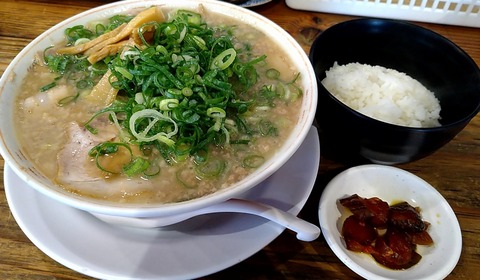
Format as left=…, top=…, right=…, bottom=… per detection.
left=176, top=10, right=202, bottom=25
left=192, top=147, right=208, bottom=164
left=64, top=25, right=95, bottom=45
left=178, top=26, right=187, bottom=43
left=58, top=92, right=80, bottom=106
left=207, top=107, right=226, bottom=118
left=76, top=79, right=91, bottom=89
left=109, top=111, right=131, bottom=143
left=135, top=92, right=145, bottom=104
left=95, top=23, right=106, bottom=35
left=210, top=118, right=222, bottom=132
left=182, top=87, right=193, bottom=97
left=258, top=119, right=278, bottom=136
left=143, top=162, right=161, bottom=177
left=211, top=48, right=236, bottom=70
left=195, top=159, right=226, bottom=178
left=159, top=99, right=179, bottom=110
left=129, top=109, right=178, bottom=145
left=266, top=68, right=280, bottom=79
left=176, top=168, right=198, bottom=189
left=74, top=38, right=91, bottom=46
left=85, top=124, right=98, bottom=134
left=174, top=142, right=191, bottom=162
left=123, top=157, right=150, bottom=177
left=114, top=66, right=133, bottom=80
left=156, top=45, right=168, bottom=56
left=165, top=88, right=182, bottom=97
left=40, top=82, right=57, bottom=92
left=191, top=35, right=207, bottom=50
left=242, top=155, right=265, bottom=168
left=221, top=126, right=230, bottom=145
left=88, top=142, right=133, bottom=174
left=164, top=23, right=177, bottom=35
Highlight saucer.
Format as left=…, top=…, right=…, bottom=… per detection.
left=5, top=126, right=320, bottom=280
left=319, top=164, right=462, bottom=280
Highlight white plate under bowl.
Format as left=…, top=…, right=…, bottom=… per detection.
left=319, top=164, right=462, bottom=280
left=5, top=127, right=319, bottom=280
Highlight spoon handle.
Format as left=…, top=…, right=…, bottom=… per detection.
left=92, top=198, right=321, bottom=242
left=204, top=199, right=321, bottom=242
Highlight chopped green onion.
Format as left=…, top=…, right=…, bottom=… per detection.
left=182, top=87, right=193, bottom=97
left=95, top=23, right=106, bottom=35
left=74, top=38, right=91, bottom=46
left=258, top=120, right=278, bottom=136
left=55, top=9, right=304, bottom=179
left=114, top=66, right=133, bottom=80
left=58, top=92, right=80, bottom=106
left=135, top=92, right=145, bottom=104
left=207, top=107, right=226, bottom=118
left=123, top=157, right=150, bottom=177
left=176, top=168, right=198, bottom=189
left=242, top=155, right=265, bottom=168
left=176, top=10, right=203, bottom=25
left=88, top=142, right=133, bottom=174
left=211, top=48, right=236, bottom=70
left=195, top=159, right=226, bottom=178
left=191, top=35, right=207, bottom=50
left=266, top=68, right=280, bottom=79
left=159, top=99, right=179, bottom=110
left=156, top=45, right=168, bottom=56
left=64, top=25, right=95, bottom=45
left=129, top=109, right=178, bottom=145
left=40, top=82, right=57, bottom=92
left=143, top=162, right=161, bottom=177
left=76, top=79, right=92, bottom=89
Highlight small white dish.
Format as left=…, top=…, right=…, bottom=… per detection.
left=5, top=127, right=319, bottom=280
left=319, top=164, right=462, bottom=280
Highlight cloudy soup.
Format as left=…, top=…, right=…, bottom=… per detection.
left=14, top=6, right=303, bottom=204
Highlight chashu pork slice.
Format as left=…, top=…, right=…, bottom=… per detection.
left=56, top=121, right=117, bottom=185
left=55, top=121, right=153, bottom=200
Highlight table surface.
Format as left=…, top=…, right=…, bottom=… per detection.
left=1, top=0, right=479, bottom=279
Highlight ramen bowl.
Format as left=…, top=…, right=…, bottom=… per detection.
left=310, top=18, right=480, bottom=164
left=0, top=0, right=317, bottom=220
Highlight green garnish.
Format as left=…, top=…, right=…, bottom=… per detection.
left=195, top=158, right=226, bottom=178
left=87, top=10, right=269, bottom=163
left=46, top=9, right=302, bottom=179
left=42, top=49, right=104, bottom=94
left=40, top=15, right=133, bottom=93
left=88, top=142, right=133, bottom=174
left=122, top=157, right=150, bottom=177
left=40, top=82, right=57, bottom=92
left=242, top=155, right=265, bottom=168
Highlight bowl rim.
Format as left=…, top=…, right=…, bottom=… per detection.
left=0, top=0, right=317, bottom=217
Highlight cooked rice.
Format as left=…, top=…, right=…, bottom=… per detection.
left=322, top=62, right=441, bottom=127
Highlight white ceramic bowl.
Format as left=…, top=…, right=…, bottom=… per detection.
left=0, top=0, right=317, bottom=218
left=319, top=164, right=462, bottom=280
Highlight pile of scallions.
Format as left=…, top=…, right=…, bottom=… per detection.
left=43, top=9, right=302, bottom=178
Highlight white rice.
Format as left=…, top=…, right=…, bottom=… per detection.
left=322, top=62, right=441, bottom=127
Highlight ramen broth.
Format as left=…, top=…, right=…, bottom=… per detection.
left=14, top=7, right=303, bottom=204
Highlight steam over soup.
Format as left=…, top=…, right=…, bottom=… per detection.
left=14, top=7, right=303, bottom=204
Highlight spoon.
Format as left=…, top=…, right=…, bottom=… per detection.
left=93, top=198, right=321, bottom=242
